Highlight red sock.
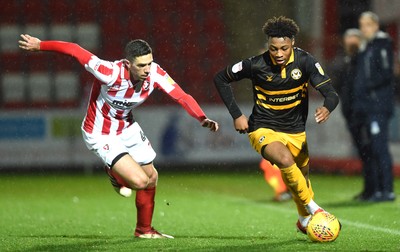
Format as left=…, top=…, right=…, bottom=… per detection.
left=135, top=186, right=156, bottom=232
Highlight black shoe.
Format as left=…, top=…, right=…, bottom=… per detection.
left=381, top=192, right=396, bottom=202
left=366, top=191, right=396, bottom=202
left=353, top=191, right=373, bottom=201
left=366, top=191, right=383, bottom=202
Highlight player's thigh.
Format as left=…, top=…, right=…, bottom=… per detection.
left=263, top=142, right=295, bottom=168
left=249, top=128, right=294, bottom=167
left=282, top=131, right=308, bottom=168
left=112, top=154, right=149, bottom=189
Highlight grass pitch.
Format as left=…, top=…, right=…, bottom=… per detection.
left=0, top=170, right=399, bottom=251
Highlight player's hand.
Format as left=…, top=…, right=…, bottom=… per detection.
left=201, top=118, right=219, bottom=132
left=19, top=34, right=41, bottom=51
left=315, top=106, right=330, bottom=124
left=234, top=114, right=248, bottom=134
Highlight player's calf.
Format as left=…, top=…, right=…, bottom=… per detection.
left=104, top=166, right=132, bottom=197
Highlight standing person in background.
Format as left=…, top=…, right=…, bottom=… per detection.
left=214, top=16, right=340, bottom=234
left=330, top=28, right=362, bottom=124
left=19, top=34, right=219, bottom=238
left=352, top=11, right=396, bottom=202
left=330, top=29, right=370, bottom=196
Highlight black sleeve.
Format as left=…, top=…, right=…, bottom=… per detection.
left=318, top=83, right=340, bottom=112
left=214, top=60, right=252, bottom=119
left=303, top=54, right=339, bottom=112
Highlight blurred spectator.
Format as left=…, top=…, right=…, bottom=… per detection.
left=330, top=28, right=362, bottom=121
left=352, top=11, right=395, bottom=202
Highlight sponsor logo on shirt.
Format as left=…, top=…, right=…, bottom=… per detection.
left=112, top=100, right=134, bottom=108
left=269, top=93, right=300, bottom=103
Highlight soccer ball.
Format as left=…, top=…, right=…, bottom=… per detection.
left=306, top=212, right=341, bottom=242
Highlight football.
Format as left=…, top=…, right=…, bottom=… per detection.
left=306, top=212, right=341, bottom=242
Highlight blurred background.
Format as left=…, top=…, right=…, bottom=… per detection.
left=0, top=0, right=399, bottom=176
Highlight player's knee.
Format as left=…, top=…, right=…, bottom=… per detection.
left=127, top=175, right=149, bottom=190
left=148, top=168, right=158, bottom=187
left=277, top=155, right=295, bottom=168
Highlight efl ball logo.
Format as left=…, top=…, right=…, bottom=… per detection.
left=306, top=212, right=341, bottom=242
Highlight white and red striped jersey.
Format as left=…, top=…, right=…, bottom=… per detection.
left=40, top=41, right=207, bottom=135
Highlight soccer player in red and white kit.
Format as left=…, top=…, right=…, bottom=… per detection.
left=19, top=34, right=218, bottom=239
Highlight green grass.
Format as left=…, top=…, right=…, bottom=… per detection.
left=0, top=171, right=399, bottom=251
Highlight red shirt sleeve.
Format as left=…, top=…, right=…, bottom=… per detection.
left=40, top=41, right=93, bottom=66
left=167, top=84, right=207, bottom=123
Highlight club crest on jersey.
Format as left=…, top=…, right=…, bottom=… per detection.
left=315, top=62, right=325, bottom=75
left=266, top=75, right=273, bottom=81
left=142, top=80, right=150, bottom=90
left=291, top=68, right=302, bottom=80
left=103, top=144, right=109, bottom=151
left=259, top=136, right=266, bottom=143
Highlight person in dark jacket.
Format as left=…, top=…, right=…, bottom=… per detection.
left=353, top=11, right=395, bottom=202
left=331, top=28, right=361, bottom=122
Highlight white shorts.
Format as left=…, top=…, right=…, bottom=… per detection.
left=82, top=122, right=156, bottom=167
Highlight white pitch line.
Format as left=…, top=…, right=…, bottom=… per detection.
left=340, top=219, right=400, bottom=236
left=224, top=195, right=400, bottom=236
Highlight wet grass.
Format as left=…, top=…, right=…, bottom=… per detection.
left=0, top=171, right=399, bottom=251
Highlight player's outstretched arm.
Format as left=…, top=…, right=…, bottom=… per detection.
left=19, top=34, right=41, bottom=51
left=19, top=33, right=93, bottom=66
left=166, top=84, right=219, bottom=132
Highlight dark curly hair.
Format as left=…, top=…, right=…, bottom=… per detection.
left=262, top=16, right=300, bottom=39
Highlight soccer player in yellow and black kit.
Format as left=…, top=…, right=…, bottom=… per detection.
left=214, top=16, right=340, bottom=234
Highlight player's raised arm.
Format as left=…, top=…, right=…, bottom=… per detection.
left=19, top=34, right=93, bottom=66
left=19, top=34, right=119, bottom=85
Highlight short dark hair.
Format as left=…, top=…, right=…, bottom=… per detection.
left=124, top=39, right=152, bottom=62
left=262, top=16, right=300, bottom=39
